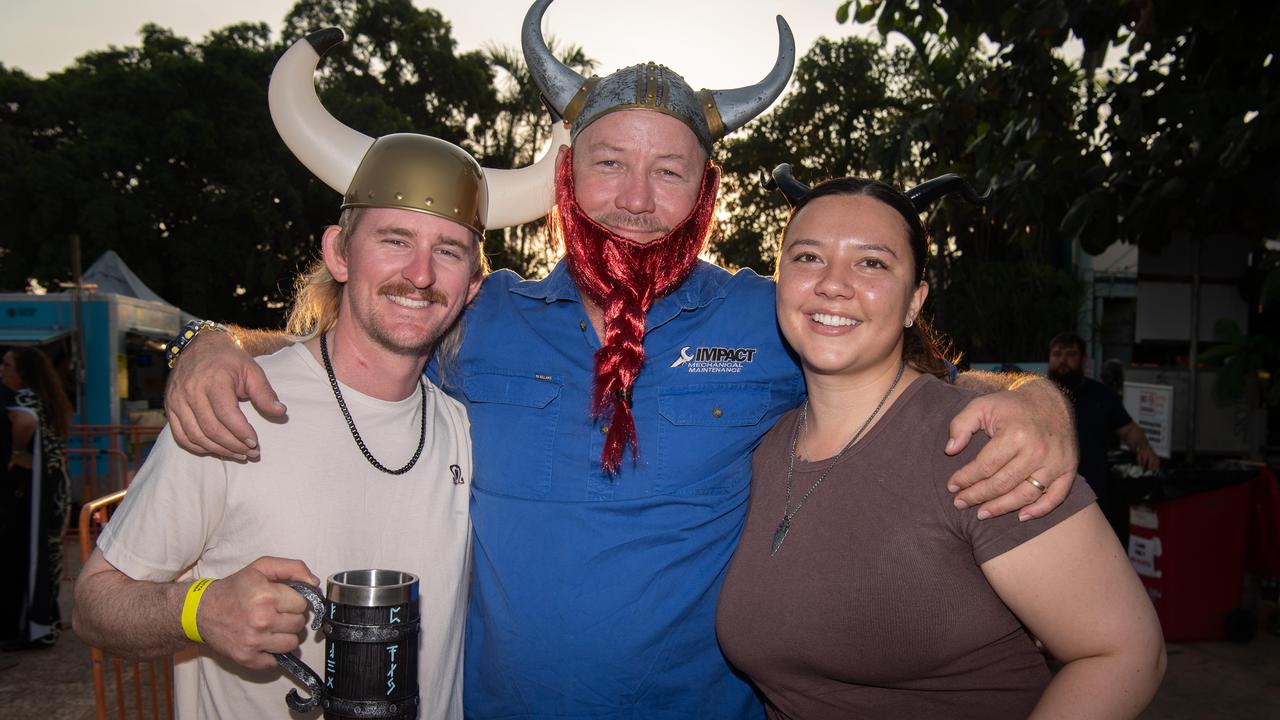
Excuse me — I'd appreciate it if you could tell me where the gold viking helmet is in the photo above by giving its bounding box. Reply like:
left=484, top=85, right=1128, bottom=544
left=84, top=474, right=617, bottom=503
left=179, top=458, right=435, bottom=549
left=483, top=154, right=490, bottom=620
left=341, top=134, right=487, bottom=235
left=269, top=28, right=568, bottom=233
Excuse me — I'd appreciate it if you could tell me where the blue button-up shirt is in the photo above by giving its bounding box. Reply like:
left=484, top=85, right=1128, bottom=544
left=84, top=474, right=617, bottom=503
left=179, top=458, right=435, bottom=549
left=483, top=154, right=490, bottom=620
left=443, top=259, right=803, bottom=719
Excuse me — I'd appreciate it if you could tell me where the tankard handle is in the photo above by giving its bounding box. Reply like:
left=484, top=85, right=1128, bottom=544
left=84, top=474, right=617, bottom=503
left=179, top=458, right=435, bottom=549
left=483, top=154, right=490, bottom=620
left=272, top=581, right=327, bottom=713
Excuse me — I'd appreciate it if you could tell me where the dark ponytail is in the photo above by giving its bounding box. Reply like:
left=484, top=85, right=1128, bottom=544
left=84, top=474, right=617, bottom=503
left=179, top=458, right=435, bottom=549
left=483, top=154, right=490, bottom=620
left=905, top=317, right=960, bottom=379
left=9, top=347, right=72, bottom=435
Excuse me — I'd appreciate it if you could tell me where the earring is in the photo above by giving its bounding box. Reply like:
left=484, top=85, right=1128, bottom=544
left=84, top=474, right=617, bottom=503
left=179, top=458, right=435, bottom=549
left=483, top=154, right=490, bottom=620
left=904, top=318, right=914, bottom=328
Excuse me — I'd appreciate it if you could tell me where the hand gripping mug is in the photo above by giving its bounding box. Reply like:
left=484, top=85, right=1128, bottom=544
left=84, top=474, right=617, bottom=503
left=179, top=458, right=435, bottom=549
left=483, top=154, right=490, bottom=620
left=274, top=569, right=420, bottom=719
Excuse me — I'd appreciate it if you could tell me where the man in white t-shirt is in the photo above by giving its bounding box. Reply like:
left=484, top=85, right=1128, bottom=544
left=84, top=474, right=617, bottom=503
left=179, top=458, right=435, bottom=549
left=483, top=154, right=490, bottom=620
left=71, top=30, right=561, bottom=719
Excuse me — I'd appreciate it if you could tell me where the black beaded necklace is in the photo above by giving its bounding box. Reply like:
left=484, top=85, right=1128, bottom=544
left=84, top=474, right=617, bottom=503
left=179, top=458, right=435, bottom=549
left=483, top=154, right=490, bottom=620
left=319, top=332, right=426, bottom=475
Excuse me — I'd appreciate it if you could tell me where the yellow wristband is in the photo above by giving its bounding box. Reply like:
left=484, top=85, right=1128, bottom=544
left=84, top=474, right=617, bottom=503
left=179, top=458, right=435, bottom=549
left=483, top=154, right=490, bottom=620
left=181, top=578, right=216, bottom=644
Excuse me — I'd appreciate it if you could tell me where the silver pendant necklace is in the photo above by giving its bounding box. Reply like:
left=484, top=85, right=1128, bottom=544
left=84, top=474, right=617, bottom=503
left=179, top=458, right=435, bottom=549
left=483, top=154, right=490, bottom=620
left=772, top=361, right=906, bottom=556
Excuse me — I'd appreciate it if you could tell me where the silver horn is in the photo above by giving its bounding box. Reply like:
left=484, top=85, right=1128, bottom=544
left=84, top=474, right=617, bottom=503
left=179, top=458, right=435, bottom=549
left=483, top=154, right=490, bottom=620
left=268, top=28, right=374, bottom=196
left=710, top=16, right=795, bottom=136
left=521, top=0, right=587, bottom=116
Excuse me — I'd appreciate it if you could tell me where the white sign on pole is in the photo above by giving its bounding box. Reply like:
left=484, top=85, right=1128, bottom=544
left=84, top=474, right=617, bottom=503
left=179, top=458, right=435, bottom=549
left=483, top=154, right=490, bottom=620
left=1123, top=381, right=1174, bottom=459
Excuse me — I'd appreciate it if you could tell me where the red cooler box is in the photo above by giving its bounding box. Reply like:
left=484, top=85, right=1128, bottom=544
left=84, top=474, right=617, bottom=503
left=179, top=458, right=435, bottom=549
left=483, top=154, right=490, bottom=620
left=1127, top=480, right=1252, bottom=642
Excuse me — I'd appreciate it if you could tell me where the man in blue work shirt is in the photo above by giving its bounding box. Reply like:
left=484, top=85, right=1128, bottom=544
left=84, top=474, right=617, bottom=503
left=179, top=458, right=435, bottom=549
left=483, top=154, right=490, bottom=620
left=164, top=2, right=1080, bottom=716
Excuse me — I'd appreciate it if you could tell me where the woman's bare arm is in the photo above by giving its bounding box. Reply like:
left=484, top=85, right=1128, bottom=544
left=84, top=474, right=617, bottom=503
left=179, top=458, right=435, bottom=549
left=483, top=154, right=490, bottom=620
left=981, top=506, right=1166, bottom=719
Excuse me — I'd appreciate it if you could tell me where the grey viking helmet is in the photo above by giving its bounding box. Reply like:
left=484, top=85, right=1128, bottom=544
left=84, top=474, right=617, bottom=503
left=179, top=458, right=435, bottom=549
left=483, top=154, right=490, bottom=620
left=521, top=0, right=795, bottom=151
left=269, top=28, right=568, bottom=233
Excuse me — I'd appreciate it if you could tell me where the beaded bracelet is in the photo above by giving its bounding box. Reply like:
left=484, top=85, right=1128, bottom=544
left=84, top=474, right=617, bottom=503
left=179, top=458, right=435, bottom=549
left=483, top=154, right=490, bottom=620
left=165, top=320, right=235, bottom=369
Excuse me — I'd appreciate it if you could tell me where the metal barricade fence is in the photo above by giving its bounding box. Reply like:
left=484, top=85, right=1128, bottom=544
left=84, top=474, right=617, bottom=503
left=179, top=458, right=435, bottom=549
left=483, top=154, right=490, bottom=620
left=68, top=424, right=163, bottom=487
left=64, top=424, right=161, bottom=583
left=78, top=490, right=176, bottom=720
left=65, top=448, right=132, bottom=506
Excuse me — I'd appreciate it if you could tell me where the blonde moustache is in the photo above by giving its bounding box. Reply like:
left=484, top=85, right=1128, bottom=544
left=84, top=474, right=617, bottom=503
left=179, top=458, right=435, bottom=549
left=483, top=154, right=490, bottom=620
left=379, top=284, right=449, bottom=306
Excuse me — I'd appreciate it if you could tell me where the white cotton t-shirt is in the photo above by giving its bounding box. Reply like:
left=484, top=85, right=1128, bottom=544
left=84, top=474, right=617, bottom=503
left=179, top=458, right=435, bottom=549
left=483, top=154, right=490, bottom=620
left=98, top=343, right=472, bottom=720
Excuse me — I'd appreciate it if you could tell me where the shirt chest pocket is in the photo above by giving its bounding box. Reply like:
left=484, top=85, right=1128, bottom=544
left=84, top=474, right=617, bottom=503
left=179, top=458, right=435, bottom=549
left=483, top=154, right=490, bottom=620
left=462, top=372, right=561, bottom=499
left=655, top=382, right=771, bottom=496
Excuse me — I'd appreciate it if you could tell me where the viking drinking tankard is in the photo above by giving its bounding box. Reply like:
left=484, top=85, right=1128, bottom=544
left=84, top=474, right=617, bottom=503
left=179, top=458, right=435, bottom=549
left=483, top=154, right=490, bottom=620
left=274, top=569, right=421, bottom=719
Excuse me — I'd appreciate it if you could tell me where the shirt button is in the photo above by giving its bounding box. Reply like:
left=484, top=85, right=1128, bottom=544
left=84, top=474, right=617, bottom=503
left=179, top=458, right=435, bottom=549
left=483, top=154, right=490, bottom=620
left=711, top=407, right=724, bottom=418
left=600, top=424, right=610, bottom=434
left=579, top=320, right=587, bottom=331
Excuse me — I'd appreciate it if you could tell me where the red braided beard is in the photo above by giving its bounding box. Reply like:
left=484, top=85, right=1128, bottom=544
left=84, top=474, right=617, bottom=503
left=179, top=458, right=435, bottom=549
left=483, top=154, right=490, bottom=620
left=552, top=149, right=722, bottom=475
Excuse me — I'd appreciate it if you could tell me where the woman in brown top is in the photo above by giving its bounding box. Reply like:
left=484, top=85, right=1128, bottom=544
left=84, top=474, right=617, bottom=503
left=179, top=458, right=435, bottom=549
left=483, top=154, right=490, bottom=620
left=716, top=172, right=1165, bottom=719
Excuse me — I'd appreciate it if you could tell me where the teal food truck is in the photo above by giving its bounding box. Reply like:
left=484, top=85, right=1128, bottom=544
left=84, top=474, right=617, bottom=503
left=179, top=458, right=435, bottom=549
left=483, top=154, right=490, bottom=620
left=1, top=252, right=186, bottom=499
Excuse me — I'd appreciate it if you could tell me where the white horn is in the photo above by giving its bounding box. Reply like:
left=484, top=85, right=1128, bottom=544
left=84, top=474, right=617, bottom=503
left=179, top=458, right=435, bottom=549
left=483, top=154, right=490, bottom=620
left=268, top=28, right=374, bottom=195
left=481, top=120, right=569, bottom=229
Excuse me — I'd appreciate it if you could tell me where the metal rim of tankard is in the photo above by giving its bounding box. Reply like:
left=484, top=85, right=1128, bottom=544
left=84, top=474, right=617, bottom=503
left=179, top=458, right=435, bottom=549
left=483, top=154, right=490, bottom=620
left=327, top=569, right=420, bottom=607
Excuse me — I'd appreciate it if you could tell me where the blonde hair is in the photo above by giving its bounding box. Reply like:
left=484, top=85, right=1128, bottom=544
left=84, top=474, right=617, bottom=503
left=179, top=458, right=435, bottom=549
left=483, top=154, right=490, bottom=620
left=286, top=207, right=489, bottom=377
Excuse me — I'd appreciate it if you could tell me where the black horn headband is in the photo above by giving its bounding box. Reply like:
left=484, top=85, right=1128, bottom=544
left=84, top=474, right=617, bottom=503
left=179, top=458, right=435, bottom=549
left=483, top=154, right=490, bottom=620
left=763, top=163, right=991, bottom=213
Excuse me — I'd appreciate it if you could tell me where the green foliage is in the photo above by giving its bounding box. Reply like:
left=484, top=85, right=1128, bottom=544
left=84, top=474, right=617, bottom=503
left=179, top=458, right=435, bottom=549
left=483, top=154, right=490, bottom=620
left=282, top=0, right=495, bottom=144
left=834, top=0, right=1280, bottom=253
left=936, top=260, right=1084, bottom=363
left=715, top=26, right=1093, bottom=360
left=1097, top=3, right=1280, bottom=250
left=715, top=37, right=924, bottom=272
left=819, top=0, right=1280, bottom=361
left=1199, top=317, right=1279, bottom=407
left=0, top=0, right=565, bottom=327
left=472, top=40, right=594, bottom=277
left=0, top=22, right=309, bottom=325
left=1199, top=259, right=1280, bottom=407
left=5, top=0, right=1273, bottom=359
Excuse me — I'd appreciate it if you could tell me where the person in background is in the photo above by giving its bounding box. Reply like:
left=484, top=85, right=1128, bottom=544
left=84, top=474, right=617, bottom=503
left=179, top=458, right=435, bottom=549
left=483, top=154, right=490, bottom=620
left=1, top=346, right=74, bottom=650
left=0, top=382, right=16, bottom=646
left=1101, top=357, right=1126, bottom=396
left=1048, top=331, right=1159, bottom=545
left=717, top=170, right=1165, bottom=719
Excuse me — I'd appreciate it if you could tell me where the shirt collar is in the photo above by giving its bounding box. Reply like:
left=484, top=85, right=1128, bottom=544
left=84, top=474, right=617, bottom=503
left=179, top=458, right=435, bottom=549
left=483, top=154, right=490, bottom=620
left=510, top=258, right=729, bottom=316
left=510, top=258, right=580, bottom=303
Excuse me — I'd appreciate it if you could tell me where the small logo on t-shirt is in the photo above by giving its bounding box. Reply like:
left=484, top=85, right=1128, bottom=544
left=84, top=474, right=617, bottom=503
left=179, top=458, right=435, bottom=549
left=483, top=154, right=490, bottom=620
left=449, top=464, right=465, bottom=485
left=670, top=346, right=758, bottom=373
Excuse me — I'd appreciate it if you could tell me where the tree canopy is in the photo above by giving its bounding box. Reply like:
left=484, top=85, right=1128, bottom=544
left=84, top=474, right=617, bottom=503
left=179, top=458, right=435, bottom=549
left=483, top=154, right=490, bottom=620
left=833, top=0, right=1280, bottom=254
left=0, top=0, right=579, bottom=326
left=823, top=0, right=1279, bottom=372
left=2, top=0, right=1275, bottom=366
left=713, top=22, right=1096, bottom=361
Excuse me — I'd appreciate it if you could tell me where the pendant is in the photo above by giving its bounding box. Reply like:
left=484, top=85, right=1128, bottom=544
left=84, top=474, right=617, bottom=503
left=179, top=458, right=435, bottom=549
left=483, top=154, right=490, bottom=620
left=771, top=518, right=791, bottom=556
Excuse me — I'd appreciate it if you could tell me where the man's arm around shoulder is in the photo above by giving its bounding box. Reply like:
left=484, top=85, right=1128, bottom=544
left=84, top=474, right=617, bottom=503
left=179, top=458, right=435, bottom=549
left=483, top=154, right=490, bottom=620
left=164, top=325, right=292, bottom=460
left=945, top=370, right=1079, bottom=521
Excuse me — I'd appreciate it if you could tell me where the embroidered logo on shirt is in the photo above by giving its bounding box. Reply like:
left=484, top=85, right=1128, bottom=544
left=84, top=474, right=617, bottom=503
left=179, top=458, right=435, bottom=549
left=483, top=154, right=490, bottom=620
left=670, top=346, right=758, bottom=373
left=450, top=464, right=465, bottom=485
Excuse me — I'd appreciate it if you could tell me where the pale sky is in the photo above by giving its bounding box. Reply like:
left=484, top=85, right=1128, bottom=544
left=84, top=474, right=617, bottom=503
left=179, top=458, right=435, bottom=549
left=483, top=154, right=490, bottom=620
left=0, top=0, right=865, bottom=90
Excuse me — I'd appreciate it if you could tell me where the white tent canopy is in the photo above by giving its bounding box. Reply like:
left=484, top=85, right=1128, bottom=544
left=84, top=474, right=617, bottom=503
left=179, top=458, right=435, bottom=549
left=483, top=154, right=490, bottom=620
left=78, top=250, right=172, bottom=305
